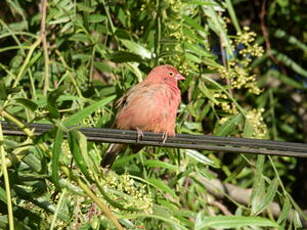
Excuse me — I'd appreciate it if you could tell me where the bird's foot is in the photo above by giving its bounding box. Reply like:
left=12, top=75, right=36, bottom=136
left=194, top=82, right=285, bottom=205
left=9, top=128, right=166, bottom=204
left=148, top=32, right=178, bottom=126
left=162, top=132, right=168, bottom=144
left=136, top=127, right=144, bottom=143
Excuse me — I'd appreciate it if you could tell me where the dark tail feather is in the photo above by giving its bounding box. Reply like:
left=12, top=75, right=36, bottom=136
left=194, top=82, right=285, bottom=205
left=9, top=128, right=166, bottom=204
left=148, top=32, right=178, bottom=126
left=101, top=143, right=125, bottom=167
left=130, top=144, right=144, bottom=153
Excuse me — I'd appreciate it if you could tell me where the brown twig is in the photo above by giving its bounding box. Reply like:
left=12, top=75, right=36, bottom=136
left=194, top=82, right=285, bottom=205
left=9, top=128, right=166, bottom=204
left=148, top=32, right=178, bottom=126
left=40, top=0, right=50, bottom=95
left=194, top=174, right=307, bottom=226
left=208, top=200, right=233, bottom=216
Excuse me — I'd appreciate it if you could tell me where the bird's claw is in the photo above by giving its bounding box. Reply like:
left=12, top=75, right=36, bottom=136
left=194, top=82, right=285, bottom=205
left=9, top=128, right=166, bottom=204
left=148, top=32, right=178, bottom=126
left=162, top=132, right=168, bottom=144
left=136, top=128, right=144, bottom=143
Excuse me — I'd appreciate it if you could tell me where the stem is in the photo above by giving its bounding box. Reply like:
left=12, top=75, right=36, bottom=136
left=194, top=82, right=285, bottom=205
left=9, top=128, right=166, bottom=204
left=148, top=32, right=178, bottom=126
left=77, top=178, right=124, bottom=230
left=55, top=50, right=83, bottom=97
left=50, top=189, right=67, bottom=230
left=154, top=0, right=161, bottom=65
left=268, top=156, right=307, bottom=220
left=0, top=18, right=25, bottom=55
left=101, top=0, right=116, bottom=34
left=269, top=89, right=277, bottom=140
left=0, top=110, right=34, bottom=138
left=201, top=75, right=246, bottom=116
left=13, top=37, right=42, bottom=88
left=0, top=124, right=15, bottom=230
left=40, top=0, right=50, bottom=95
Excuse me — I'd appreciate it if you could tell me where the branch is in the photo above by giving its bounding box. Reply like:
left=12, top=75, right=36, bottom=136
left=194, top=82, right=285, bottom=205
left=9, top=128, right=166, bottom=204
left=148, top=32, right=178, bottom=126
left=194, top=174, right=307, bottom=227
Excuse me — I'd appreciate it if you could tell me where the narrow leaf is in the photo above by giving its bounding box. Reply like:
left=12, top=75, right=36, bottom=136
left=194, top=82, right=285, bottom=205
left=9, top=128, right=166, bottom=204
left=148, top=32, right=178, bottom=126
left=63, top=95, right=115, bottom=127
left=121, top=39, right=152, bottom=59
left=196, top=216, right=279, bottom=229
left=215, top=113, right=243, bottom=136
left=252, top=178, right=279, bottom=215
left=15, top=98, right=38, bottom=112
left=108, top=51, right=144, bottom=63
left=186, top=149, right=215, bottom=166
left=68, top=130, right=90, bottom=180
left=147, top=178, right=177, bottom=199
left=143, top=160, right=178, bottom=171
left=52, top=128, right=64, bottom=190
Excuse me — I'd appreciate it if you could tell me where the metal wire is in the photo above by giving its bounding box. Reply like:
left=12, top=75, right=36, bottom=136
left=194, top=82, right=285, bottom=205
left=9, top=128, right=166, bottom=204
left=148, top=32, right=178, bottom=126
left=1, top=121, right=307, bottom=158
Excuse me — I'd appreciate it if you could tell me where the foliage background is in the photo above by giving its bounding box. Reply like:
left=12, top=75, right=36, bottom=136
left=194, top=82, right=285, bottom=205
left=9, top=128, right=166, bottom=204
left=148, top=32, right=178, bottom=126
left=0, top=0, right=306, bottom=229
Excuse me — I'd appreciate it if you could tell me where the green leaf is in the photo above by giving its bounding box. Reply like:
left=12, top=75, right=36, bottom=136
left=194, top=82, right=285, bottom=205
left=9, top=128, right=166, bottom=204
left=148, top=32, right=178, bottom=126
left=243, top=117, right=254, bottom=138
left=272, top=49, right=307, bottom=77
left=274, top=29, right=307, bottom=52
left=0, top=187, right=7, bottom=203
left=277, top=197, right=291, bottom=224
left=47, top=87, right=65, bottom=119
left=108, top=51, right=144, bottom=63
left=87, top=14, right=105, bottom=23
left=215, top=113, right=243, bottom=136
left=52, top=128, right=64, bottom=191
left=76, top=3, right=95, bottom=12
left=69, top=33, right=91, bottom=44
left=251, top=155, right=265, bottom=214
left=121, top=39, right=152, bottom=59
left=94, top=61, right=114, bottom=73
left=0, top=81, right=7, bottom=99
left=183, top=15, right=206, bottom=33
left=195, top=216, right=279, bottom=229
left=188, top=0, right=219, bottom=6
left=147, top=178, right=177, bottom=199
left=184, top=42, right=212, bottom=58
left=293, top=210, right=303, bottom=228
left=21, top=148, right=43, bottom=172
left=63, top=95, right=116, bottom=127
left=198, top=81, right=219, bottom=104
left=268, top=69, right=304, bottom=89
left=143, top=160, right=178, bottom=171
left=15, top=98, right=38, bottom=112
left=111, top=153, right=139, bottom=169
left=251, top=178, right=278, bottom=215
left=185, top=52, right=202, bottom=63
left=68, top=130, right=90, bottom=180
left=46, top=104, right=60, bottom=119
left=186, top=149, right=215, bottom=167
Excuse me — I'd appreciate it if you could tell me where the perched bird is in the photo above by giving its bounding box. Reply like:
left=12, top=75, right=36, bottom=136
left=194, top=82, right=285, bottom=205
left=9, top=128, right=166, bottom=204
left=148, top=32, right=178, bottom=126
left=101, top=64, right=185, bottom=167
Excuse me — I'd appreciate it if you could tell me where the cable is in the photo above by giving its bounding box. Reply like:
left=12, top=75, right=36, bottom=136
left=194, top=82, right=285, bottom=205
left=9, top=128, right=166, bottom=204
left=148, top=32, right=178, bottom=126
left=1, top=121, right=307, bottom=158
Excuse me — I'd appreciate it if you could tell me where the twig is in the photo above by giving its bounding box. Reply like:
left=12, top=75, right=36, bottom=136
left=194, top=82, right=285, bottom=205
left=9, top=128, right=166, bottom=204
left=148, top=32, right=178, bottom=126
left=55, top=50, right=83, bottom=97
left=40, top=0, right=50, bottom=95
left=194, top=174, right=307, bottom=227
left=154, top=0, right=161, bottom=65
left=12, top=37, right=42, bottom=88
left=208, top=200, right=232, bottom=216
left=77, top=178, right=124, bottom=230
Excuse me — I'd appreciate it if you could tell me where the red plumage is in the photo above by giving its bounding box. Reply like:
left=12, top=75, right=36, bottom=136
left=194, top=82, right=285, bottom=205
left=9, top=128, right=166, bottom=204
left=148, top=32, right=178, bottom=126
left=101, top=64, right=185, bottom=167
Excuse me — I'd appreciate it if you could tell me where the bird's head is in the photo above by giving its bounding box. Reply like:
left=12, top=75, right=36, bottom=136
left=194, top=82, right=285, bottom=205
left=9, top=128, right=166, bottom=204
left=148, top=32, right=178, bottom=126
left=146, top=65, right=185, bottom=86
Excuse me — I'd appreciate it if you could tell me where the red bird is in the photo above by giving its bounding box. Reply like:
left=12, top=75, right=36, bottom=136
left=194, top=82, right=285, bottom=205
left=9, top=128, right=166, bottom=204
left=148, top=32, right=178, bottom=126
left=101, top=64, right=185, bottom=167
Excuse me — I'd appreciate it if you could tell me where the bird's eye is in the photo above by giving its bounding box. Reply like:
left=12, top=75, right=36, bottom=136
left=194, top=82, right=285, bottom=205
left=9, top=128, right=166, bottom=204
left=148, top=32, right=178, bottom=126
left=168, top=72, right=174, bottom=77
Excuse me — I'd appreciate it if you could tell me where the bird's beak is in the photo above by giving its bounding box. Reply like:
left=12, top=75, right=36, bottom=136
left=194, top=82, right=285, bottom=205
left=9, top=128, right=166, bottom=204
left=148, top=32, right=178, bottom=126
left=175, top=74, right=185, bottom=81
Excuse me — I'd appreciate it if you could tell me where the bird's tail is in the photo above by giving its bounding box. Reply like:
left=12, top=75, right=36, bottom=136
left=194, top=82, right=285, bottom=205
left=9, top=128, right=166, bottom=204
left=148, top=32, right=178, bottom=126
left=101, top=143, right=125, bottom=167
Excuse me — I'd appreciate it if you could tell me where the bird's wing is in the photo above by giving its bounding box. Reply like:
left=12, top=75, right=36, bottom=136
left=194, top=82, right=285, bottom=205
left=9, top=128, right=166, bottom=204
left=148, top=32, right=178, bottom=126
left=115, top=81, right=152, bottom=110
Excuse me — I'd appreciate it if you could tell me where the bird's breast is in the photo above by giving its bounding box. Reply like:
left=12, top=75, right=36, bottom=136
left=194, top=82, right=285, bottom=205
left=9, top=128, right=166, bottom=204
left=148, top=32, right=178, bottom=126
left=115, top=83, right=181, bottom=135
